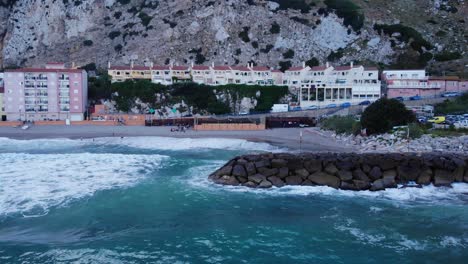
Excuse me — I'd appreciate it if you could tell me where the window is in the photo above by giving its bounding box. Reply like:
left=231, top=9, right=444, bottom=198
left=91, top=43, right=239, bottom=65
left=74, top=89, right=78, bottom=94
left=74, top=105, right=79, bottom=110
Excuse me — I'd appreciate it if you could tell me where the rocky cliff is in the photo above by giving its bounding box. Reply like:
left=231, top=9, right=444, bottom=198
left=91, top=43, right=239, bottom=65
left=0, top=0, right=466, bottom=74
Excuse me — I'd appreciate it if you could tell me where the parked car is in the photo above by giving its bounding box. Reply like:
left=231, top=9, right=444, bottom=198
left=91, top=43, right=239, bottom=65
left=359, top=100, right=371, bottom=105
left=340, top=102, right=351, bottom=108
left=395, top=97, right=405, bottom=101
left=428, top=116, right=446, bottom=124
left=239, top=111, right=249, bottom=115
left=291, top=106, right=302, bottom=111
left=325, top=104, right=337, bottom=108
left=307, top=105, right=319, bottom=110
left=454, top=120, right=468, bottom=129
left=442, top=92, right=460, bottom=97
left=417, top=116, right=428, bottom=123
left=409, top=95, right=422, bottom=101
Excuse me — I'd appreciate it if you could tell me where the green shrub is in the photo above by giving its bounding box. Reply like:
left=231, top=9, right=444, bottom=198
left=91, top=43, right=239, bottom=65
left=239, top=27, right=250, bottom=42
left=138, top=12, right=153, bottom=27
left=373, top=24, right=432, bottom=52
left=407, top=123, right=423, bottom=139
left=434, top=51, right=462, bottom=62
left=361, top=98, right=416, bottom=135
left=108, top=31, right=121, bottom=39
left=251, top=41, right=259, bottom=49
left=327, top=49, right=343, bottom=61
left=324, top=0, right=364, bottom=31
left=305, top=57, right=319, bottom=67
left=435, top=93, right=468, bottom=114
left=83, top=40, right=93, bottom=46
left=270, top=22, right=281, bottom=34
left=279, top=61, right=292, bottom=72
left=260, top=44, right=274, bottom=53
left=321, top=116, right=358, bottom=134
left=271, top=0, right=311, bottom=13
left=282, top=49, right=295, bottom=59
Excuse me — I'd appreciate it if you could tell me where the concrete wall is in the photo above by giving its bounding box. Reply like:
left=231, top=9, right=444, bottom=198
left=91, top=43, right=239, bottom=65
left=195, top=123, right=266, bottom=131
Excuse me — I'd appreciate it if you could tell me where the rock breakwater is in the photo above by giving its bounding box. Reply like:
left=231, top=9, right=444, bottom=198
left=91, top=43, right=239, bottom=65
left=209, top=153, right=468, bottom=190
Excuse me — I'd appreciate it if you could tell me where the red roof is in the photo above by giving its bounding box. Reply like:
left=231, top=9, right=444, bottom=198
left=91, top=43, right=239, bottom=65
left=109, top=65, right=151, bottom=70
left=231, top=66, right=251, bottom=71
left=364, top=67, right=378, bottom=71
left=334, top=66, right=352, bottom=71
left=429, top=76, right=460, bottom=81
left=286, top=67, right=304, bottom=71
left=271, top=69, right=282, bottom=73
left=251, top=66, right=269, bottom=71
left=213, top=66, right=231, bottom=71
left=192, top=65, right=210, bottom=70
left=0, top=87, right=4, bottom=93
left=6, top=68, right=84, bottom=73
left=152, top=65, right=171, bottom=70
left=310, top=66, right=328, bottom=71
left=109, top=66, right=131, bottom=70
left=132, top=66, right=151, bottom=71
left=171, top=65, right=190, bottom=71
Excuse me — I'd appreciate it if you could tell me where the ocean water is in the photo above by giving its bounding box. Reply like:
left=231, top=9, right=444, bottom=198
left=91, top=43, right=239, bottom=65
left=0, top=137, right=467, bottom=264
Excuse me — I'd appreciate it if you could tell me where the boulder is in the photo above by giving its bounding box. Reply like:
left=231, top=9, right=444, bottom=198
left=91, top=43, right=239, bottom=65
left=285, top=175, right=303, bottom=185
left=382, top=174, right=397, bottom=188
left=215, top=165, right=232, bottom=177
left=248, top=174, right=266, bottom=184
left=258, top=168, right=278, bottom=177
left=245, top=162, right=256, bottom=176
left=453, top=167, right=464, bottom=182
left=368, top=166, right=383, bottom=181
left=383, top=169, right=397, bottom=178
left=362, top=164, right=371, bottom=173
left=237, top=176, right=248, bottom=184
left=243, top=181, right=257, bottom=188
left=380, top=158, right=397, bottom=170
left=324, top=163, right=339, bottom=175
left=434, top=170, right=454, bottom=187
left=258, top=180, right=273, bottom=188
left=271, top=159, right=287, bottom=168
left=353, top=180, right=371, bottom=190
left=397, top=165, right=420, bottom=182
left=370, top=179, right=385, bottom=191
left=304, top=159, right=322, bottom=173
left=216, top=175, right=239, bottom=186
left=336, top=160, right=354, bottom=170
left=236, top=158, right=248, bottom=164
left=287, top=159, right=303, bottom=170
left=267, top=176, right=285, bottom=187
left=337, top=170, right=353, bottom=181
left=302, top=180, right=315, bottom=186
left=254, top=160, right=267, bottom=169
left=277, top=167, right=289, bottom=179
left=353, top=169, right=370, bottom=182
left=416, top=172, right=431, bottom=185
left=464, top=170, right=468, bottom=183
left=232, top=165, right=247, bottom=178
left=295, top=168, right=310, bottom=179
left=340, top=181, right=357, bottom=190
left=308, top=171, right=340, bottom=189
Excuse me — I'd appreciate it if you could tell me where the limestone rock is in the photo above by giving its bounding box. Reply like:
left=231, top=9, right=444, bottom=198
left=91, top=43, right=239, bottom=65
left=245, top=162, right=256, bottom=176
left=337, top=170, right=353, bottom=181
left=232, top=165, right=247, bottom=178
left=368, top=166, right=382, bottom=181
left=434, top=170, right=454, bottom=187
left=271, top=159, right=287, bottom=168
left=295, top=168, right=310, bottom=179
left=285, top=175, right=303, bottom=185
left=267, top=176, right=285, bottom=187
left=324, top=163, right=339, bottom=175
left=258, top=180, right=273, bottom=188
left=248, top=174, right=266, bottom=184
left=304, top=160, right=322, bottom=173
left=308, top=171, right=340, bottom=189
left=277, top=167, right=289, bottom=179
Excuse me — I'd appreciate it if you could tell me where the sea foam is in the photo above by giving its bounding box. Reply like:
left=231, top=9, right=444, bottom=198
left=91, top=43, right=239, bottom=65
left=0, top=153, right=167, bottom=217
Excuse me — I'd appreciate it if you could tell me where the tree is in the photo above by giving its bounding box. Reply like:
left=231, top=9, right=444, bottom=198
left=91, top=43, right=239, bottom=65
left=361, top=98, right=416, bottom=135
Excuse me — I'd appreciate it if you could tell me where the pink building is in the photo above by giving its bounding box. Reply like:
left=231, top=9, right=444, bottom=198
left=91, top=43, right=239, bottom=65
left=382, top=69, right=468, bottom=99
left=3, top=63, right=88, bottom=121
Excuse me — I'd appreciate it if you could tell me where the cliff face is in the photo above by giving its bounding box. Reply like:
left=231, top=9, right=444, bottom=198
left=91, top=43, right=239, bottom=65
left=0, top=0, right=466, bottom=74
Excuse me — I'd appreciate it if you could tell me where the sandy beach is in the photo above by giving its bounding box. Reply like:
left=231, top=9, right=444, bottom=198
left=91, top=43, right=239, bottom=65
left=0, top=125, right=353, bottom=152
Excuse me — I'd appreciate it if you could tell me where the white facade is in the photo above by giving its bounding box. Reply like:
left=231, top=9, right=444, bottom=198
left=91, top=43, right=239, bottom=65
left=283, top=63, right=381, bottom=108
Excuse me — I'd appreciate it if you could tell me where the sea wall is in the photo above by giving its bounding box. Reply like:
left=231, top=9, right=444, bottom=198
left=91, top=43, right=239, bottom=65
left=209, top=153, right=468, bottom=191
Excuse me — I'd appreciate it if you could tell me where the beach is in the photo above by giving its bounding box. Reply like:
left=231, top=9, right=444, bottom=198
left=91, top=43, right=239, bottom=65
left=0, top=125, right=353, bottom=152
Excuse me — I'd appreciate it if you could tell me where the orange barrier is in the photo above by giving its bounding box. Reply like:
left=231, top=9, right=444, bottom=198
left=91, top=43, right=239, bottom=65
left=195, top=123, right=265, bottom=131
left=0, top=121, right=22, bottom=127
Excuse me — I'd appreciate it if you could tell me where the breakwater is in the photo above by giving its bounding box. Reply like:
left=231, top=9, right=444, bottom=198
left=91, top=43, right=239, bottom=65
left=209, top=153, right=468, bottom=190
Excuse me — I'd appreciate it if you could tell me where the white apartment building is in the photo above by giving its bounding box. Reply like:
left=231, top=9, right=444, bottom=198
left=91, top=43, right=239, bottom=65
left=283, top=62, right=381, bottom=108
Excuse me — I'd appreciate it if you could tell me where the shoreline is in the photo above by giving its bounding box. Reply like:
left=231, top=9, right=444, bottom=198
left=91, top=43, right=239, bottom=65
left=0, top=125, right=354, bottom=153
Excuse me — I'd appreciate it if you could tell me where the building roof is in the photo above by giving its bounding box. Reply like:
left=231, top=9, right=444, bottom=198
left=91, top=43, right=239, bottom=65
left=251, top=66, right=269, bottom=71
left=364, top=67, right=379, bottom=71
left=213, top=65, right=231, bottom=71
left=429, top=76, right=460, bottom=81
left=109, top=65, right=151, bottom=70
left=192, top=65, right=210, bottom=70
left=152, top=65, right=171, bottom=70
left=231, top=66, right=251, bottom=71
left=271, top=69, right=282, bottom=73
left=286, top=67, right=304, bottom=71
left=132, top=66, right=151, bottom=71
left=6, top=68, right=84, bottom=73
left=171, top=65, right=190, bottom=71
left=0, top=87, right=4, bottom=93
left=334, top=66, right=352, bottom=71
left=310, top=66, right=328, bottom=71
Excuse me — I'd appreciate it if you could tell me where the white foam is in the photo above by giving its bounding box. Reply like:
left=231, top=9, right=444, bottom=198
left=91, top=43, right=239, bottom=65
left=440, top=236, right=467, bottom=248
left=0, top=137, right=85, bottom=152
left=93, top=136, right=283, bottom=152
left=0, top=153, right=167, bottom=217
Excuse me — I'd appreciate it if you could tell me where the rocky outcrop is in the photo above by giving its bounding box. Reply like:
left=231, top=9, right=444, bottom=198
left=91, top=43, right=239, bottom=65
left=209, top=153, right=468, bottom=190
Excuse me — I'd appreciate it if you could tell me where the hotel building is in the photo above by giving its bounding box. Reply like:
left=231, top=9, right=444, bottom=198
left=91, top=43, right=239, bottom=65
left=283, top=62, right=381, bottom=108
left=382, top=69, right=468, bottom=99
left=3, top=63, right=88, bottom=121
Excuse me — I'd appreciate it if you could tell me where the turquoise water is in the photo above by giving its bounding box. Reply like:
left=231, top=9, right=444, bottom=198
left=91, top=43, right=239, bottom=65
left=0, top=137, right=467, bottom=263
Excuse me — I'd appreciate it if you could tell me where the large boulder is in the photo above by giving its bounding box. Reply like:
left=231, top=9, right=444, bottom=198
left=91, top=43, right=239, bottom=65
left=268, top=176, right=285, bottom=187
left=254, top=160, right=268, bottom=169
left=277, top=167, right=289, bottom=178
left=464, top=170, right=468, bottom=183
left=382, top=174, right=397, bottom=188
left=232, top=165, right=247, bottom=178
left=353, top=180, right=371, bottom=190
left=248, top=174, right=266, bottom=184
left=295, top=168, right=310, bottom=179
left=336, top=160, right=354, bottom=171
left=337, top=170, right=353, bottom=181
left=308, top=171, right=340, bottom=189
left=302, top=180, right=316, bottom=186
left=215, top=165, right=233, bottom=177
left=453, top=167, right=464, bottom=182
left=353, top=169, right=370, bottom=182
left=258, top=180, right=273, bottom=188
left=304, top=159, right=322, bottom=173
left=383, top=169, right=397, bottom=178
left=380, top=158, right=397, bottom=170
left=237, top=176, right=248, bottom=184
left=370, top=179, right=385, bottom=191
left=215, top=175, right=239, bottom=186
left=243, top=181, right=257, bottom=188
left=368, top=166, right=382, bottom=181
left=245, top=162, right=257, bottom=176
left=434, top=170, right=454, bottom=186
left=287, top=159, right=304, bottom=170
left=271, top=159, right=288, bottom=168
left=324, top=163, right=339, bottom=175
left=258, top=168, right=278, bottom=177
left=416, top=169, right=432, bottom=185
left=285, top=175, right=303, bottom=185
left=397, top=165, right=420, bottom=182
